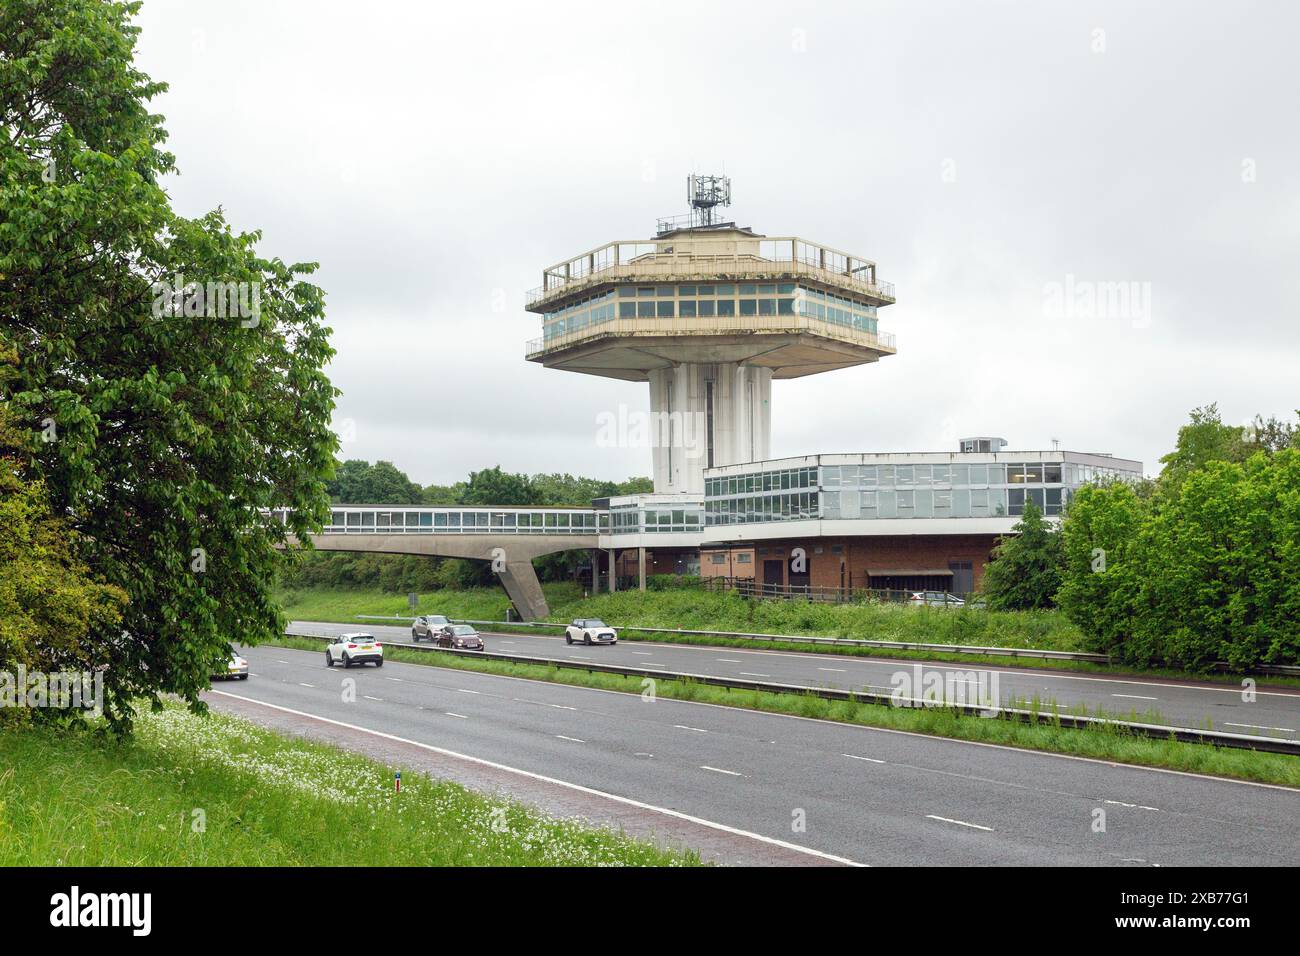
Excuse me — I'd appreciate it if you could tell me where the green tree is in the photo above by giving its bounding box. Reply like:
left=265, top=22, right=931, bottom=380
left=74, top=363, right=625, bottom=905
left=1243, top=412, right=1298, bottom=455
left=458, top=466, right=537, bottom=506
left=981, top=500, right=1064, bottom=610
left=1, top=341, right=127, bottom=725
left=1, top=0, right=336, bottom=730
left=420, top=482, right=464, bottom=505
left=1157, top=404, right=1250, bottom=494
left=1056, top=480, right=1149, bottom=660
left=328, top=459, right=423, bottom=504
left=1059, top=454, right=1300, bottom=670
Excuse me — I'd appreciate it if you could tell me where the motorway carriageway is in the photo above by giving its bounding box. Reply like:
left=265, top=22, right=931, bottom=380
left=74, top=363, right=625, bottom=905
left=288, top=621, right=1300, bottom=739
left=210, top=643, right=1300, bottom=866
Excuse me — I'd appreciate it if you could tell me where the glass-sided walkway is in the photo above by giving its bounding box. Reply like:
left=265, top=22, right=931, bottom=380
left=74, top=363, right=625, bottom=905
left=269, top=506, right=606, bottom=535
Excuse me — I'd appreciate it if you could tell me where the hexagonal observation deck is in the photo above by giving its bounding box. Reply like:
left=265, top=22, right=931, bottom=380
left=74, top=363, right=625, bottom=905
left=524, top=179, right=897, bottom=495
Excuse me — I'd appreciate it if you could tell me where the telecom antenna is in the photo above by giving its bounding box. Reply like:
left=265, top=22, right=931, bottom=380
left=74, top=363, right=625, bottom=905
left=687, top=173, right=731, bottom=227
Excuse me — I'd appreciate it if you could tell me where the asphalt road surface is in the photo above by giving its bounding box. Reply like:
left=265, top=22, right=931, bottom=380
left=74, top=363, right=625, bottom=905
left=287, top=620, right=1300, bottom=739
left=213, top=643, right=1300, bottom=866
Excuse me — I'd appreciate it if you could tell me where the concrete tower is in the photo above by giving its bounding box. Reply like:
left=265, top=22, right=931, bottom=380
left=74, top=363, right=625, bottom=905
left=525, top=177, right=897, bottom=493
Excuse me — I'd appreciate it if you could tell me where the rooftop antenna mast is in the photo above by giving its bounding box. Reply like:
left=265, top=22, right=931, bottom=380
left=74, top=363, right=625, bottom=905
left=687, top=173, right=731, bottom=228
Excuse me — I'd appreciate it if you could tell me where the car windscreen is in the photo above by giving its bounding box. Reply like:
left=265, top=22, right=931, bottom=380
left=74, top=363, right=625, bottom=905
left=451, top=626, right=475, bottom=635
left=585, top=619, right=606, bottom=627
left=428, top=616, right=448, bottom=624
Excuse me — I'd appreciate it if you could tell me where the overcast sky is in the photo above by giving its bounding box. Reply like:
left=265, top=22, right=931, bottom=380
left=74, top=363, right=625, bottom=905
left=133, top=0, right=1300, bottom=487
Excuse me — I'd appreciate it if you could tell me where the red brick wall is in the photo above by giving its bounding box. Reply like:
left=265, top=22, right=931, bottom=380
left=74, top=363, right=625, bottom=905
left=707, top=535, right=999, bottom=591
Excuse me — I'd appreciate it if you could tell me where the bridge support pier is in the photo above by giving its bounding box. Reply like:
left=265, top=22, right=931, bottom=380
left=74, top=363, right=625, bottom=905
left=608, top=549, right=616, bottom=593
left=497, top=560, right=550, bottom=621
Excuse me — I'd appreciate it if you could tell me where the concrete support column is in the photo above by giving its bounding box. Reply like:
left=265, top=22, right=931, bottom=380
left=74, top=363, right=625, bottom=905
left=590, top=548, right=599, bottom=594
left=608, top=548, right=617, bottom=593
left=648, top=362, right=771, bottom=494
left=497, top=560, right=549, bottom=621
left=638, top=547, right=647, bottom=591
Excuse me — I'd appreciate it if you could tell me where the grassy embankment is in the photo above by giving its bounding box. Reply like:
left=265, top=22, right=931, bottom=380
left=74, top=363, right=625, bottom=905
left=279, top=582, right=1083, bottom=650
left=0, top=707, right=698, bottom=866
left=264, top=633, right=1300, bottom=789
left=277, top=583, right=1300, bottom=686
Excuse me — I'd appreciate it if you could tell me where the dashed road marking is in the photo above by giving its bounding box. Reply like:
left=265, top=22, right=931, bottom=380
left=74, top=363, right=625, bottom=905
left=926, top=814, right=993, bottom=832
left=209, top=690, right=864, bottom=866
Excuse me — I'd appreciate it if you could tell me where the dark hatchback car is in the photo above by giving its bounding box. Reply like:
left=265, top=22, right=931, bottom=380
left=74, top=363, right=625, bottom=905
left=435, top=624, right=484, bottom=650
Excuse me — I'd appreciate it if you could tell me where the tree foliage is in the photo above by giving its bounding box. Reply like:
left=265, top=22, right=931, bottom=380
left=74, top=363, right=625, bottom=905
left=1157, top=403, right=1297, bottom=495
left=981, top=500, right=1064, bottom=610
left=327, top=459, right=423, bottom=505
left=1060, top=440, right=1300, bottom=670
left=1, top=0, right=336, bottom=730
left=0, top=340, right=127, bottom=725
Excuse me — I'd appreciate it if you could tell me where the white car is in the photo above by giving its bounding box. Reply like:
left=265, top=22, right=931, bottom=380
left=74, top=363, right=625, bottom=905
left=214, top=644, right=249, bottom=680
left=324, top=632, right=384, bottom=668
left=565, top=618, right=617, bottom=646
left=907, top=591, right=966, bottom=608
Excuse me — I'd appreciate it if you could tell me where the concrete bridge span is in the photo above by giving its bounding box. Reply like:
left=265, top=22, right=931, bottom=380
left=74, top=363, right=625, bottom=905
left=305, top=531, right=597, bottom=620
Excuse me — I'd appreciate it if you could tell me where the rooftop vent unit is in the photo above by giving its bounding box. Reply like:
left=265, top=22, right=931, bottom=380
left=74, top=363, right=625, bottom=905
left=958, top=437, right=1008, bottom=454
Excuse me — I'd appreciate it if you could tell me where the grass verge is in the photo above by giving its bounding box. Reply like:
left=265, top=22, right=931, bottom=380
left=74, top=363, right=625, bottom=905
left=0, top=705, right=698, bottom=866
left=276, top=585, right=1300, bottom=689
left=264, top=634, right=1300, bottom=789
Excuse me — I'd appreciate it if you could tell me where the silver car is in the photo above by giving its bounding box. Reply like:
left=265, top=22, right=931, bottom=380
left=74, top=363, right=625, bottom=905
left=411, top=614, right=450, bottom=642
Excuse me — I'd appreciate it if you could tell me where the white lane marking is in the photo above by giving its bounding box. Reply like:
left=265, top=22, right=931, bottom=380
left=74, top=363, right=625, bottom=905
left=550, top=704, right=577, bottom=711
left=1224, top=722, right=1296, bottom=733
left=1112, top=694, right=1159, bottom=701
left=716, top=659, right=742, bottom=663
left=1105, top=799, right=1162, bottom=811
left=499, top=641, right=515, bottom=644
left=819, top=668, right=848, bottom=673
left=633, top=752, right=654, bottom=758
left=444, top=712, right=469, bottom=719
left=386, top=677, right=403, bottom=682
left=275, top=660, right=290, bottom=664
left=842, top=753, right=886, bottom=764
left=674, top=724, right=708, bottom=733
left=631, top=652, right=654, bottom=656
left=926, top=814, right=993, bottom=832
left=569, top=655, right=592, bottom=660
left=642, top=662, right=667, bottom=668
left=512, top=697, right=547, bottom=706
left=555, top=734, right=586, bottom=743
left=362, top=695, right=384, bottom=701
left=263, top=641, right=1300, bottom=794
left=298, top=683, right=316, bottom=688
left=249, top=673, right=259, bottom=678
left=456, top=688, right=481, bottom=695
left=700, top=765, right=744, bottom=777
left=739, top=672, right=771, bottom=678
left=208, top=691, right=863, bottom=866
